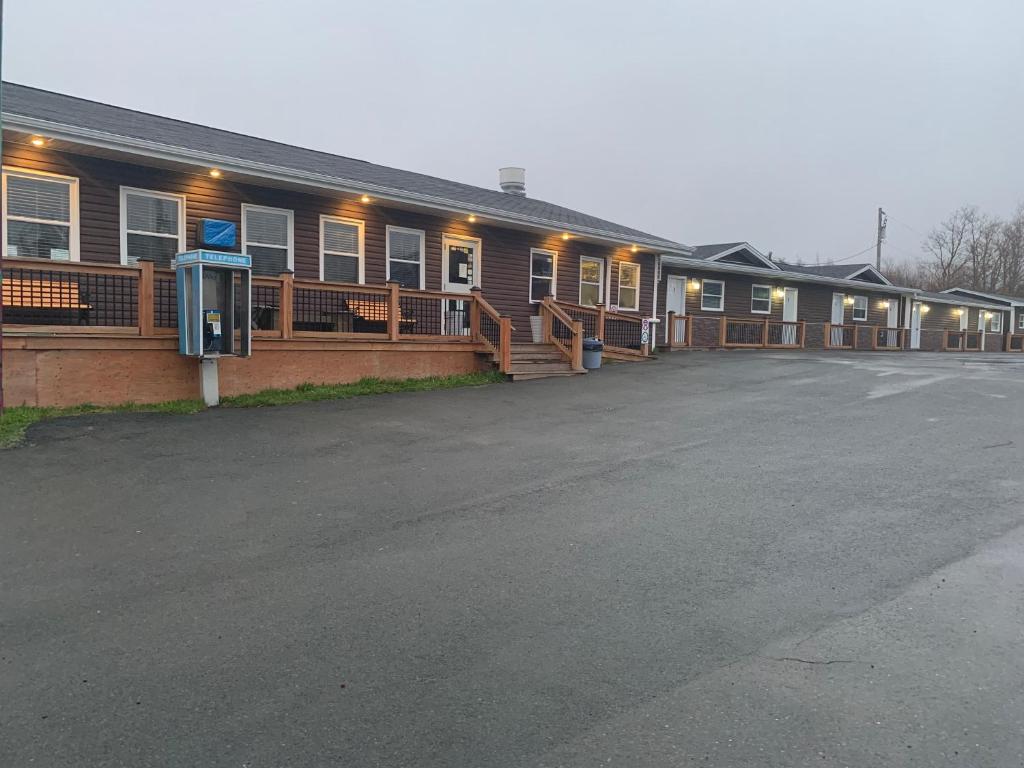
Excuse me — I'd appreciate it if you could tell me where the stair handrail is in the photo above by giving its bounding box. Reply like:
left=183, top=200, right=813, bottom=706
left=470, top=287, right=512, bottom=373
left=541, top=296, right=584, bottom=371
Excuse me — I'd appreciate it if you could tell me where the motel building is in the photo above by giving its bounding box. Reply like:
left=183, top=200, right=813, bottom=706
left=2, top=83, right=1024, bottom=408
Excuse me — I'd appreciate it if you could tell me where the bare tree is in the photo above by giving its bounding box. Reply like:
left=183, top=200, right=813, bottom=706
left=922, top=206, right=974, bottom=289
left=882, top=259, right=931, bottom=289
left=965, top=210, right=1002, bottom=291
left=996, top=205, right=1024, bottom=296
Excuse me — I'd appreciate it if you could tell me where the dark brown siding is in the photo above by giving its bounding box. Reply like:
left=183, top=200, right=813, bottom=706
left=3, top=145, right=657, bottom=341
left=658, top=265, right=900, bottom=324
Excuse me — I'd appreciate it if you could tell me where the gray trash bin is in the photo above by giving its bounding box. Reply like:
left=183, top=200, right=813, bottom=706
left=582, top=337, right=604, bottom=369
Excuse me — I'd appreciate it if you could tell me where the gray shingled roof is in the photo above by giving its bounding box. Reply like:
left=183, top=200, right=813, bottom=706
left=3, top=82, right=686, bottom=252
left=916, top=290, right=1007, bottom=308
left=774, top=262, right=871, bottom=279
left=690, top=243, right=746, bottom=260
left=942, top=288, right=1024, bottom=305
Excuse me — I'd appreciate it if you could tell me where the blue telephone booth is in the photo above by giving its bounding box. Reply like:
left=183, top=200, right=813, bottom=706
left=173, top=250, right=252, bottom=359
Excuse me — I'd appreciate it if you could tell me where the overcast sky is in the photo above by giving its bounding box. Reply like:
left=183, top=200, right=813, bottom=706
left=6, top=0, right=1023, bottom=263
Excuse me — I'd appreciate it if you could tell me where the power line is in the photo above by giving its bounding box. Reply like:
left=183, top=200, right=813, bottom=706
left=826, top=244, right=878, bottom=265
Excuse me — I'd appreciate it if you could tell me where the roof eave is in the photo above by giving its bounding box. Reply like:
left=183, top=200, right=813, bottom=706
left=6, top=112, right=690, bottom=256
left=660, top=255, right=915, bottom=293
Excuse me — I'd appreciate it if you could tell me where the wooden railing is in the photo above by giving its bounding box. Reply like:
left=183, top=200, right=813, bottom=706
left=824, top=323, right=856, bottom=350
left=718, top=317, right=805, bottom=349
left=540, top=297, right=583, bottom=370
left=472, top=288, right=512, bottom=373
left=2, top=257, right=512, bottom=365
left=1006, top=334, right=1024, bottom=352
left=943, top=330, right=983, bottom=351
left=667, top=312, right=691, bottom=348
left=553, top=299, right=649, bottom=356
left=872, top=327, right=905, bottom=351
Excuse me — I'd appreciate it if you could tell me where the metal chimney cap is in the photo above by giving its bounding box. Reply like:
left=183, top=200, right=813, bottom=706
left=499, top=167, right=526, bottom=196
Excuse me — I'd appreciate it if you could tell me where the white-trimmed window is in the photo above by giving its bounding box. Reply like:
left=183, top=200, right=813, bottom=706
left=852, top=295, right=868, bottom=321
left=386, top=226, right=425, bottom=289
left=2, top=168, right=79, bottom=260
left=320, top=215, right=364, bottom=283
left=120, top=187, right=185, bottom=267
left=242, top=204, right=293, bottom=276
left=1018, top=313, right=1024, bottom=330
left=617, top=262, right=640, bottom=311
left=530, top=248, right=556, bottom=302
left=751, top=284, right=771, bottom=314
left=701, top=279, right=724, bottom=311
left=990, top=313, right=1002, bottom=333
left=579, top=256, right=604, bottom=306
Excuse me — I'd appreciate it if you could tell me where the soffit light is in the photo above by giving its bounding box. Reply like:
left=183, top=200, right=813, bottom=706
left=360, top=194, right=371, bottom=203
left=689, top=279, right=701, bottom=291
left=631, top=245, right=638, bottom=253
left=30, top=135, right=47, bottom=147
left=561, top=232, right=570, bottom=241
left=209, top=168, right=222, bottom=178
left=468, top=214, right=477, bottom=223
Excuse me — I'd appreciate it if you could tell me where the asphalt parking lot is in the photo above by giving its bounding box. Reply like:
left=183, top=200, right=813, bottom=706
left=3, top=351, right=1024, bottom=767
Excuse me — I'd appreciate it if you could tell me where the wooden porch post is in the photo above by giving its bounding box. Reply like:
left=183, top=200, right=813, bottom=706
left=541, top=296, right=554, bottom=343
left=571, top=320, right=584, bottom=371
left=719, top=316, right=726, bottom=347
left=824, top=322, right=831, bottom=349
left=499, top=315, right=513, bottom=373
left=596, top=303, right=606, bottom=340
left=386, top=280, right=400, bottom=341
left=667, top=311, right=675, bottom=348
left=762, top=317, right=768, bottom=348
left=279, top=270, right=294, bottom=340
left=469, top=286, right=482, bottom=341
left=137, top=257, right=155, bottom=337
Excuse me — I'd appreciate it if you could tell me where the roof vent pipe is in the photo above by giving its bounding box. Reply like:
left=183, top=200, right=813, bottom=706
left=499, top=167, right=526, bottom=196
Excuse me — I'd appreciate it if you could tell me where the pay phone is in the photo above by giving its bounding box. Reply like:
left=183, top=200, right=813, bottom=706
left=174, top=250, right=252, bottom=359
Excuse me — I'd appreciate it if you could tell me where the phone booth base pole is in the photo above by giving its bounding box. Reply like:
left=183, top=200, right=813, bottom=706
left=200, top=358, right=220, bottom=407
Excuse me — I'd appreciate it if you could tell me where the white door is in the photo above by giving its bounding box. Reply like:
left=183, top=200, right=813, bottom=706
left=977, top=308, right=986, bottom=347
left=441, top=235, right=481, bottom=335
left=959, top=307, right=968, bottom=332
left=910, top=302, right=922, bottom=349
left=830, top=293, right=846, bottom=346
left=665, top=275, right=686, bottom=343
left=782, top=287, right=798, bottom=344
left=886, top=299, right=900, bottom=347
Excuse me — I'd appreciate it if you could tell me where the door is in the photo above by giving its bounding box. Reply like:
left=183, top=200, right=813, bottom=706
left=665, top=275, right=686, bottom=344
left=782, top=287, right=798, bottom=344
left=441, top=235, right=480, bottom=335
left=959, top=307, right=968, bottom=332
left=830, top=293, right=846, bottom=346
left=910, top=302, right=922, bottom=349
left=977, top=307, right=986, bottom=347
left=886, top=299, right=900, bottom=347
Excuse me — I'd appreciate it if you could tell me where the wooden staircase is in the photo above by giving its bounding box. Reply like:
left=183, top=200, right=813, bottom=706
left=499, top=342, right=587, bottom=381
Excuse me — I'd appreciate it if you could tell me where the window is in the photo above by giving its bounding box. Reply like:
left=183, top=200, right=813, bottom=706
left=320, top=216, right=364, bottom=283
left=120, top=187, right=185, bottom=267
left=242, top=204, right=293, bottom=276
left=1018, top=313, right=1024, bottom=330
left=386, top=226, right=425, bottom=288
left=579, top=256, right=604, bottom=306
left=751, top=284, right=771, bottom=314
left=617, top=262, right=640, bottom=311
left=852, top=295, right=868, bottom=321
left=3, top=169, right=78, bottom=260
left=990, top=313, right=1002, bottom=333
left=530, top=249, right=556, bottom=302
left=701, top=279, right=724, bottom=311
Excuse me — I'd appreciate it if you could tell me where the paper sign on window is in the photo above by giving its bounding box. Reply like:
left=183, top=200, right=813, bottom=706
left=51, top=248, right=71, bottom=261
left=458, top=263, right=468, bottom=278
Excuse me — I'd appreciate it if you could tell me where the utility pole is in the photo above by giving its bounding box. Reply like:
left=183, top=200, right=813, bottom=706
left=876, top=207, right=887, bottom=271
